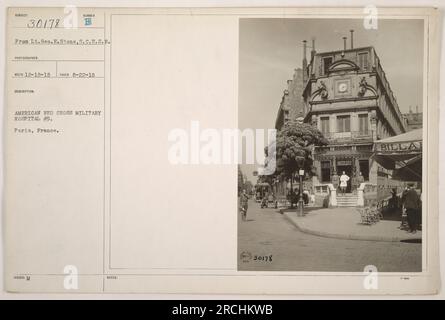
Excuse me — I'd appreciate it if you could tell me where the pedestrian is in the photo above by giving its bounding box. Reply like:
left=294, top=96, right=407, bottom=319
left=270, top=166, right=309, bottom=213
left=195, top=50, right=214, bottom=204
left=240, top=189, right=249, bottom=221
left=417, top=192, right=422, bottom=230
left=339, top=171, right=350, bottom=196
left=401, top=183, right=421, bottom=233
left=399, top=186, right=409, bottom=230
left=303, top=190, right=310, bottom=205
left=331, top=172, right=339, bottom=190
left=268, top=191, right=274, bottom=203
left=389, top=188, right=398, bottom=207
left=255, top=189, right=261, bottom=202
left=357, top=172, right=365, bottom=186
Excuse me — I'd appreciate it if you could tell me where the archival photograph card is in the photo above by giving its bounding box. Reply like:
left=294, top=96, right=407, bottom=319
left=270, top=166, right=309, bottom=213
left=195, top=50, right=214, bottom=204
left=3, top=6, right=441, bottom=294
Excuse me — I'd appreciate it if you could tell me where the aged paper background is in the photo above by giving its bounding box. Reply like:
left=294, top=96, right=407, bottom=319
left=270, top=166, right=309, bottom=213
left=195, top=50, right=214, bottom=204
left=0, top=2, right=443, bottom=297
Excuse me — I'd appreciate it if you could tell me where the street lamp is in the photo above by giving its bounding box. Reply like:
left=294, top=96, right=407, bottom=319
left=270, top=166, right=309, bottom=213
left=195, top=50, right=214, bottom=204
left=298, top=169, right=305, bottom=216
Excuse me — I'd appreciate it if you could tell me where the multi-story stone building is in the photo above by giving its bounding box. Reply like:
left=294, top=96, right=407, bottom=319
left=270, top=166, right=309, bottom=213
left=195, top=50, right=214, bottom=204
left=403, top=106, right=423, bottom=131
left=303, top=41, right=407, bottom=189
left=275, top=68, right=305, bottom=130
left=275, top=39, right=318, bottom=131
left=275, top=34, right=409, bottom=194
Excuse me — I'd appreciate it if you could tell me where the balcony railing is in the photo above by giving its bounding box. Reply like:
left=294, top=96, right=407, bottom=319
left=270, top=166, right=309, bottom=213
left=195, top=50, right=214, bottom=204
left=321, top=130, right=374, bottom=143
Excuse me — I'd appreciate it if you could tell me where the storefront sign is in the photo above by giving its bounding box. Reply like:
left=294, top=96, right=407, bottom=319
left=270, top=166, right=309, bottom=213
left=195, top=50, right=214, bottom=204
left=376, top=140, right=422, bottom=152
left=337, top=160, right=352, bottom=166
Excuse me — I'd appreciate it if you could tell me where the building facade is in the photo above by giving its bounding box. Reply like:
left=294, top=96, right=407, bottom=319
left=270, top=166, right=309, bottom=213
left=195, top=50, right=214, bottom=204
left=275, top=68, right=305, bottom=130
left=275, top=36, right=410, bottom=195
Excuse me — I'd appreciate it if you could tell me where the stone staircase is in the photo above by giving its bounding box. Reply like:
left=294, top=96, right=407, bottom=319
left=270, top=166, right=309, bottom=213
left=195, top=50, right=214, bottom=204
left=336, top=193, right=358, bottom=207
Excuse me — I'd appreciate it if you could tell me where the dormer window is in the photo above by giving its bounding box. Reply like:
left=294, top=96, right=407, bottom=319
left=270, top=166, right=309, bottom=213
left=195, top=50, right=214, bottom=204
left=358, top=52, right=369, bottom=71
left=323, top=57, right=333, bottom=75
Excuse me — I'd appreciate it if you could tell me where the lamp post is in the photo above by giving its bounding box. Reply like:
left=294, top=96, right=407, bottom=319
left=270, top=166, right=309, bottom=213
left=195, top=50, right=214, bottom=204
left=298, top=169, right=305, bottom=216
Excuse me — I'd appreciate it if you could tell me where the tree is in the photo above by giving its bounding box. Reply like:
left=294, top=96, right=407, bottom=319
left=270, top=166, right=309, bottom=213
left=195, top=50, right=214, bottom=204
left=274, top=120, right=328, bottom=199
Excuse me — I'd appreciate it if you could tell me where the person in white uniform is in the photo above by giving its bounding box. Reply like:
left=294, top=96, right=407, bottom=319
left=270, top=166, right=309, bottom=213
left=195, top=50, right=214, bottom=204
left=339, top=171, right=350, bottom=196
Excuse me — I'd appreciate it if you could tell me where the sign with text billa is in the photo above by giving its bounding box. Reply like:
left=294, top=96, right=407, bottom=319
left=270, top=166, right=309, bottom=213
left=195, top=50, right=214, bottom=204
left=376, top=140, right=422, bottom=153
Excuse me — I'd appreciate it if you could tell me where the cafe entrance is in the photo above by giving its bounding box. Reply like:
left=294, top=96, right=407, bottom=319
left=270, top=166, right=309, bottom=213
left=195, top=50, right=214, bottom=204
left=336, top=159, right=353, bottom=193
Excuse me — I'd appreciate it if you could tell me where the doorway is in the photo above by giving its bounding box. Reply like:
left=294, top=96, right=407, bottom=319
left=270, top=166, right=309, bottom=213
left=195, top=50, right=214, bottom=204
left=321, top=161, right=331, bottom=182
left=359, top=159, right=370, bottom=181
left=336, top=160, right=353, bottom=193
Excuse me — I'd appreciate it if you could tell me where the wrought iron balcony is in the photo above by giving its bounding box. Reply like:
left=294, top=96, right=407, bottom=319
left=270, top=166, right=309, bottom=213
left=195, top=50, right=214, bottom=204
left=321, top=130, right=374, bottom=143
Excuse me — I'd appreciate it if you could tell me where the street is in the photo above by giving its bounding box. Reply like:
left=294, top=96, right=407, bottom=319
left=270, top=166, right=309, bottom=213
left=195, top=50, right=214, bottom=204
left=238, top=200, right=422, bottom=272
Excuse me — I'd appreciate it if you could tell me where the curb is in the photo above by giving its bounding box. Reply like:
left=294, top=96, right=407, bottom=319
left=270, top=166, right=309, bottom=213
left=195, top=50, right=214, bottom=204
left=283, top=212, right=421, bottom=243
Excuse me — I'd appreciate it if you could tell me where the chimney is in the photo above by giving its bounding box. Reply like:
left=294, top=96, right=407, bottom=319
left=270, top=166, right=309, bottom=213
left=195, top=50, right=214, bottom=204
left=342, top=36, right=347, bottom=51
left=350, top=30, right=354, bottom=49
left=302, top=40, right=308, bottom=82
left=416, top=105, right=419, bottom=113
left=311, top=38, right=316, bottom=60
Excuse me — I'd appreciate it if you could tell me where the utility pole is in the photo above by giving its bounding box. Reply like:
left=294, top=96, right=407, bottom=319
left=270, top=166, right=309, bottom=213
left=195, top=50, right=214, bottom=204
left=298, top=169, right=305, bottom=216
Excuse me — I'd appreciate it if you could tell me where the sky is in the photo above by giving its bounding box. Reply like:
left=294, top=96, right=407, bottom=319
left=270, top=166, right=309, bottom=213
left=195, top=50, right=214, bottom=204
left=238, top=18, right=424, bottom=184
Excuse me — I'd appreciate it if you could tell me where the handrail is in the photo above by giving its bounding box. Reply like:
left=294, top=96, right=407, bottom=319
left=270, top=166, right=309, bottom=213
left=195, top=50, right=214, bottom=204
left=327, top=183, right=337, bottom=207
left=357, top=182, right=376, bottom=207
left=314, top=183, right=337, bottom=207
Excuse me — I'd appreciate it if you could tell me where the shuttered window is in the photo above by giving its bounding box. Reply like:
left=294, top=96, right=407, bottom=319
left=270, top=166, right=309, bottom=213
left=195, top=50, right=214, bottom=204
left=323, top=57, right=333, bottom=75
left=358, top=114, right=369, bottom=133
left=337, top=115, right=351, bottom=132
left=320, top=116, right=330, bottom=134
left=359, top=52, right=369, bottom=70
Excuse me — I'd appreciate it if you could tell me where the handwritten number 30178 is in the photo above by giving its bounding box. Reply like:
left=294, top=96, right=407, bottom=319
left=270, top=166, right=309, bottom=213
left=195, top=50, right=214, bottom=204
left=254, top=255, right=273, bottom=262
left=27, top=19, right=60, bottom=29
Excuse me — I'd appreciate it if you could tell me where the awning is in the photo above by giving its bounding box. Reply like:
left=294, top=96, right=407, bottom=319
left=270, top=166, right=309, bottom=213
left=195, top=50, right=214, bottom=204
left=391, top=155, right=422, bottom=181
left=372, top=129, right=422, bottom=180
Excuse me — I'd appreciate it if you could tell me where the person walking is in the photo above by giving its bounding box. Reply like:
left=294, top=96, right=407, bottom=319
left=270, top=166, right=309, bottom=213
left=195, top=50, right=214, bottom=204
left=399, top=186, right=410, bottom=230
left=339, top=171, right=350, bottom=196
left=240, top=189, right=249, bottom=221
left=401, top=183, right=421, bottom=233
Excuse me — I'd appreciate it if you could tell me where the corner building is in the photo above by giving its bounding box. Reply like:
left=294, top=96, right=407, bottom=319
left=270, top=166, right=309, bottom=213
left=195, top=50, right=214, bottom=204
left=275, top=35, right=410, bottom=195
left=302, top=44, right=407, bottom=190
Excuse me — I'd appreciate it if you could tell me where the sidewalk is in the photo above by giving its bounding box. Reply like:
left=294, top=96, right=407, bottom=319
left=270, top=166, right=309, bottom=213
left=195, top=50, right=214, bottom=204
left=283, top=207, right=422, bottom=242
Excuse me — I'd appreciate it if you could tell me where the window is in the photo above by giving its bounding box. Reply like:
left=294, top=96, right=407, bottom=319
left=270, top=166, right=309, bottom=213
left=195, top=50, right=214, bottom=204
left=358, top=52, right=369, bottom=70
left=320, top=116, right=330, bottom=134
left=358, top=114, right=369, bottom=133
left=321, top=161, right=331, bottom=182
left=359, top=160, right=370, bottom=181
left=323, top=57, right=333, bottom=75
left=337, top=115, right=351, bottom=132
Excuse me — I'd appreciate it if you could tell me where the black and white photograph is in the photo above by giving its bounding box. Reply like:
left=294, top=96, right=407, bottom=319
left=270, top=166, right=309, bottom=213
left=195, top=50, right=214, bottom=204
left=1, top=5, right=441, bottom=297
left=238, top=18, right=424, bottom=272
